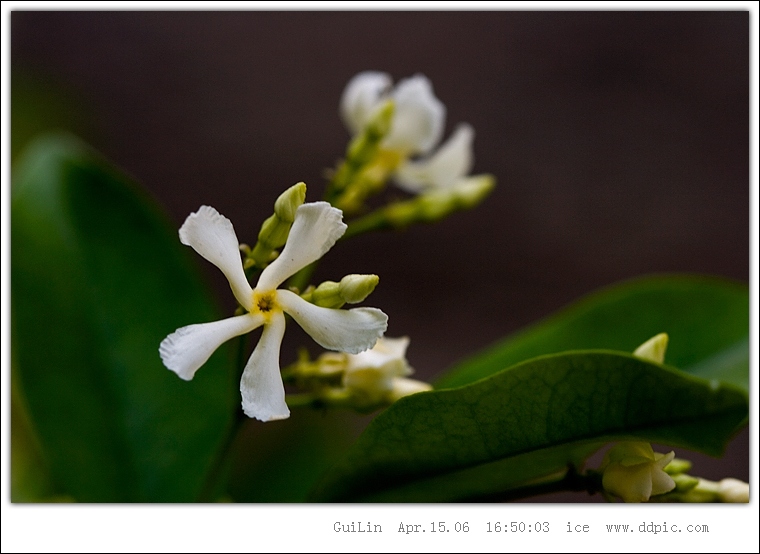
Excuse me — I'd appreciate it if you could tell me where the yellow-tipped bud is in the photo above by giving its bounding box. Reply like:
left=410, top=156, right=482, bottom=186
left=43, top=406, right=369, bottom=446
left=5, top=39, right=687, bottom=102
left=274, top=182, right=307, bottom=222
left=634, top=333, right=669, bottom=364
left=339, top=274, right=379, bottom=304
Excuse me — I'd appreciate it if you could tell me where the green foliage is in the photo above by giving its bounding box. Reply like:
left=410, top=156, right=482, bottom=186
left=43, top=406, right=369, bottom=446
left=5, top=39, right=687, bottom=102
left=310, top=277, right=748, bottom=502
left=436, top=275, right=748, bottom=391
left=11, top=134, right=235, bottom=502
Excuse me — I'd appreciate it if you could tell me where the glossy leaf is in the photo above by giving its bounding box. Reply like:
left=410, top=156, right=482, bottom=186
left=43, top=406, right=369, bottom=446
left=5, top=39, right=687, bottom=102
left=309, top=352, right=747, bottom=502
left=11, top=134, right=235, bottom=501
left=436, top=275, right=749, bottom=391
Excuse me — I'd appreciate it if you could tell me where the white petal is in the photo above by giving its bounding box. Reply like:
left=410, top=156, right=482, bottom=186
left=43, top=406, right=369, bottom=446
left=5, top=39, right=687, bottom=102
left=160, top=313, right=263, bottom=381
left=277, top=289, right=388, bottom=354
left=240, top=311, right=290, bottom=421
left=394, top=124, right=474, bottom=193
left=346, top=336, right=412, bottom=377
left=256, top=202, right=347, bottom=291
left=340, top=71, right=392, bottom=135
left=383, top=74, right=446, bottom=156
left=649, top=466, right=676, bottom=497
left=179, top=206, right=254, bottom=310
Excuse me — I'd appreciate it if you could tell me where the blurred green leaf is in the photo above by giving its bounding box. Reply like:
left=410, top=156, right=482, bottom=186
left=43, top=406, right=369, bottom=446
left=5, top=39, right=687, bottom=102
left=436, top=275, right=748, bottom=391
left=11, top=134, right=235, bottom=502
left=309, top=352, right=747, bottom=502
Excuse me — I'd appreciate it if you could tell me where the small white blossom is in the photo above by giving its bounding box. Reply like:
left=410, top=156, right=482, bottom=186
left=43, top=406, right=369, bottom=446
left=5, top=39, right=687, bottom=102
left=342, top=336, right=432, bottom=407
left=340, top=71, right=475, bottom=194
left=159, top=202, right=388, bottom=422
left=601, top=442, right=676, bottom=503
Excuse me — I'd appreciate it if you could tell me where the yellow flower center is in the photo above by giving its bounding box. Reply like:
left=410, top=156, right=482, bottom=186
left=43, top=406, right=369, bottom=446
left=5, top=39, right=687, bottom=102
left=253, top=290, right=277, bottom=317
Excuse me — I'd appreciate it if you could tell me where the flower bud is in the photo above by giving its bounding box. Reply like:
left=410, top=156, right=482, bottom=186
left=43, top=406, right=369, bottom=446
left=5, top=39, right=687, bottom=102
left=274, top=182, right=307, bottom=222
left=671, top=473, right=700, bottom=493
left=663, top=457, right=692, bottom=475
left=339, top=274, right=379, bottom=304
left=717, top=478, right=749, bottom=503
left=249, top=183, right=308, bottom=268
left=633, top=333, right=669, bottom=364
left=387, top=378, right=433, bottom=403
left=310, top=281, right=343, bottom=309
left=453, top=174, right=495, bottom=209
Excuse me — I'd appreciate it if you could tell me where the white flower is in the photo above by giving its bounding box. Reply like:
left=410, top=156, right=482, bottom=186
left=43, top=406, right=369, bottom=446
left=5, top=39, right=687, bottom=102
left=601, top=442, right=676, bottom=503
left=159, top=202, right=388, bottom=422
left=342, top=336, right=432, bottom=407
left=340, top=71, right=475, bottom=194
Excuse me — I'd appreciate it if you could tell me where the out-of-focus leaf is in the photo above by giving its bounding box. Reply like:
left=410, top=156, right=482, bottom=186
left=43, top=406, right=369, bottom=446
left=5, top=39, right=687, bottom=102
left=11, top=134, right=235, bottom=502
left=309, top=352, right=747, bottom=502
left=436, top=275, right=748, bottom=392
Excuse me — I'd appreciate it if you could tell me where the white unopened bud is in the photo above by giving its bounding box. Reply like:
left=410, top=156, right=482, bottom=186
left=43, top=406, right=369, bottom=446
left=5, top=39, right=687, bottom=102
left=717, top=478, right=749, bottom=503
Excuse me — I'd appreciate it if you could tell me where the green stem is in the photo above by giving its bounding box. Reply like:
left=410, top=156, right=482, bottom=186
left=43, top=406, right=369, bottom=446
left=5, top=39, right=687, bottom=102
left=343, top=209, right=393, bottom=240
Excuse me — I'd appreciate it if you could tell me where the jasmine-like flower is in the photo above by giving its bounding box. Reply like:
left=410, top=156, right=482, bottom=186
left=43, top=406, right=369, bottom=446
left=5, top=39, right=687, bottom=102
left=601, top=442, right=676, bottom=503
left=159, top=202, right=388, bottom=422
left=340, top=71, right=476, bottom=194
left=342, top=336, right=432, bottom=408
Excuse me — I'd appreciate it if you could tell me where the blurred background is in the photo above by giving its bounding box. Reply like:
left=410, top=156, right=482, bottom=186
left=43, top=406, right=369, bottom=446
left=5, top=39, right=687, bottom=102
left=11, top=10, right=749, bottom=498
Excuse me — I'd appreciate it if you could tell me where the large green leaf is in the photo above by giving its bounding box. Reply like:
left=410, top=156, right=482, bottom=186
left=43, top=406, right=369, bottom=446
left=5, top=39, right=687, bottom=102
left=309, top=352, right=748, bottom=502
left=11, top=134, right=235, bottom=502
left=436, top=275, right=749, bottom=391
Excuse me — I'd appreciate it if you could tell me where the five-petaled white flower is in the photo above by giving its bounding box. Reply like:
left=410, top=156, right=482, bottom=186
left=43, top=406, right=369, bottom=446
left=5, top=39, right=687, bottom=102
left=340, top=71, right=476, bottom=194
left=159, top=202, right=388, bottom=422
left=601, top=442, right=676, bottom=503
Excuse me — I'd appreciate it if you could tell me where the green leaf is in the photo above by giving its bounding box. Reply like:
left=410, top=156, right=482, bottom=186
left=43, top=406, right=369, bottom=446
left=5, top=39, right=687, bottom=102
left=436, top=275, right=749, bottom=392
left=11, top=134, right=235, bottom=502
left=309, top=352, right=747, bottom=502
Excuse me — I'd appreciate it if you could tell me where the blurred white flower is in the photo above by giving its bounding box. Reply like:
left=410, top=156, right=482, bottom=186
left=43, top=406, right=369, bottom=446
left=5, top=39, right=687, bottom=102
left=601, top=442, right=676, bottom=503
left=342, top=336, right=432, bottom=407
left=159, top=202, right=387, bottom=422
left=340, top=71, right=475, bottom=194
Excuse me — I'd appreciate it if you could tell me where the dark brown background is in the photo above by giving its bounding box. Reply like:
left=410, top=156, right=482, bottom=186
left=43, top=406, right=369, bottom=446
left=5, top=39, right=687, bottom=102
left=11, top=10, right=749, bottom=497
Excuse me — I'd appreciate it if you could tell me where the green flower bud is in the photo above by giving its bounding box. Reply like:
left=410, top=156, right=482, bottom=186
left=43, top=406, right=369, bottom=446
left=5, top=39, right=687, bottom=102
left=339, top=274, right=379, bottom=304
left=311, top=281, right=343, bottom=309
left=248, top=182, right=308, bottom=268
left=663, top=457, right=692, bottom=475
left=274, top=182, right=307, bottom=222
left=671, top=473, right=700, bottom=493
